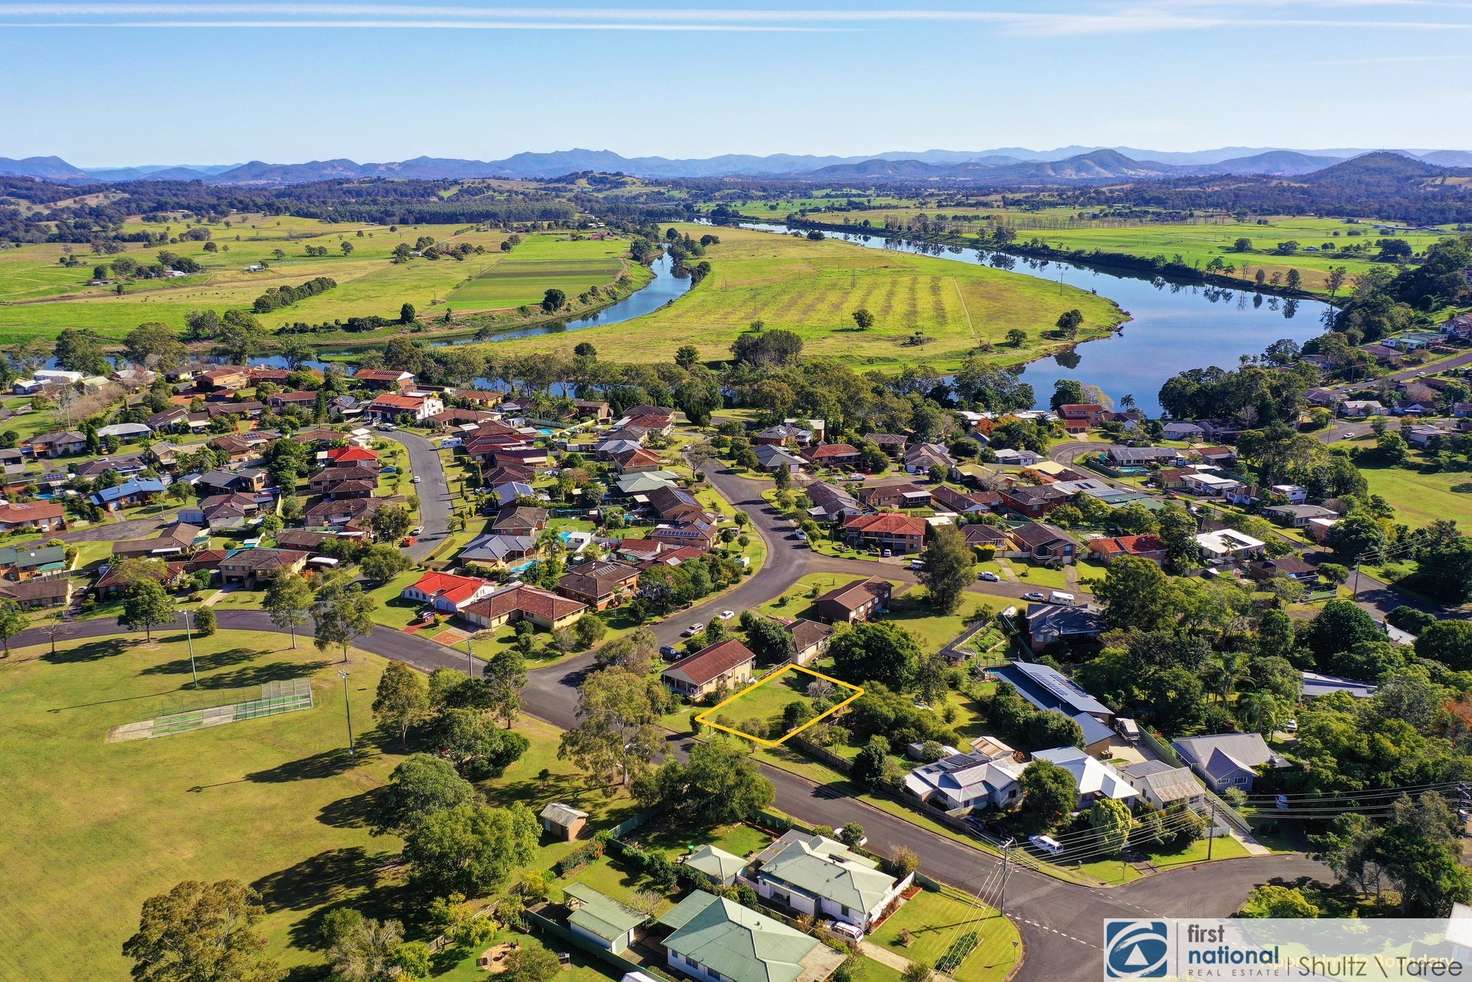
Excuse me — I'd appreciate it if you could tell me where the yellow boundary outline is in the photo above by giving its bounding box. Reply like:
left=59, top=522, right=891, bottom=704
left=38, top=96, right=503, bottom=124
left=696, top=663, right=863, bottom=748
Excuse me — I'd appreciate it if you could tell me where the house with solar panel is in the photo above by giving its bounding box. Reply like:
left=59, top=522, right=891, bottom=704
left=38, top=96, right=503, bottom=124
left=990, top=660, right=1119, bottom=755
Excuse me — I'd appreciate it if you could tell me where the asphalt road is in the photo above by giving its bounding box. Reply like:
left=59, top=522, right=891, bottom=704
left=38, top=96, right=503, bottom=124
left=382, top=430, right=452, bottom=561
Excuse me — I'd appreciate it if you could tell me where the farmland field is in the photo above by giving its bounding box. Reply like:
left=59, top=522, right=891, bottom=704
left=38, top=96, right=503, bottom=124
left=779, top=203, right=1456, bottom=295
left=483, top=223, right=1123, bottom=371
left=0, top=214, right=638, bottom=341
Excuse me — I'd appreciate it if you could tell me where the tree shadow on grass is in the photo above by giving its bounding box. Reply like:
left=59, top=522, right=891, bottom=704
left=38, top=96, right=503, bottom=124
left=39, top=637, right=132, bottom=664
left=246, top=746, right=367, bottom=783
left=194, top=659, right=330, bottom=690
left=286, top=880, right=418, bottom=954
left=252, top=845, right=384, bottom=913
left=317, top=786, right=386, bottom=830
left=140, top=646, right=256, bottom=676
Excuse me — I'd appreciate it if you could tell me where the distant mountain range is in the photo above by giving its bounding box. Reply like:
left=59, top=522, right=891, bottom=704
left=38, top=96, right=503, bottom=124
left=3, top=145, right=1472, bottom=186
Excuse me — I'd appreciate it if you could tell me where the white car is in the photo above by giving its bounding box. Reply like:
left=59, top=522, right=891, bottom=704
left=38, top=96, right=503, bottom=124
left=411, top=475, right=421, bottom=483
left=718, top=610, right=736, bottom=620
left=410, top=526, right=424, bottom=536
left=979, top=571, right=1000, bottom=582
left=683, top=623, right=704, bottom=637
left=827, top=921, right=864, bottom=944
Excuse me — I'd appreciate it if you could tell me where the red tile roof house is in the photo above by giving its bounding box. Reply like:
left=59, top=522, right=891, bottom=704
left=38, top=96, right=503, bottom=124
left=998, top=483, right=1070, bottom=518
left=401, top=571, right=496, bottom=613
left=0, top=501, right=65, bottom=532
left=326, top=445, right=380, bottom=468
left=651, top=521, right=719, bottom=551
left=1057, top=403, right=1105, bottom=434
left=842, top=512, right=928, bottom=555
left=660, top=638, right=757, bottom=700
left=364, top=392, right=444, bottom=424
left=557, top=561, right=641, bottom=610
left=804, top=443, right=862, bottom=470
left=196, top=366, right=248, bottom=391
left=354, top=369, right=416, bottom=391
left=460, top=583, right=586, bottom=631
left=814, top=577, right=893, bottom=624
left=1006, top=522, right=1078, bottom=566
left=1087, top=534, right=1167, bottom=565
left=613, top=447, right=664, bottom=474
left=615, top=538, right=664, bottom=563
left=495, top=446, right=551, bottom=470
left=858, top=482, right=931, bottom=510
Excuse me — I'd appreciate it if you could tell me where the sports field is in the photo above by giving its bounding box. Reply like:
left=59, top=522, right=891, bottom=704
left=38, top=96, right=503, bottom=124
left=0, top=629, right=404, bottom=979
left=484, top=224, right=1123, bottom=371
left=0, top=215, right=636, bottom=341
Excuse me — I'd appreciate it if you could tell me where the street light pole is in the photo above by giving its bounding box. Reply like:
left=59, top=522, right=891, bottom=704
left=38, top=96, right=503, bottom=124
left=466, top=632, right=474, bottom=677
left=339, top=670, right=355, bottom=756
left=183, top=609, right=198, bottom=689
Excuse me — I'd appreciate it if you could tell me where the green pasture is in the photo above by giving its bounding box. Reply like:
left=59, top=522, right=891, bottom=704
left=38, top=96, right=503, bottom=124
left=483, top=224, right=1123, bottom=372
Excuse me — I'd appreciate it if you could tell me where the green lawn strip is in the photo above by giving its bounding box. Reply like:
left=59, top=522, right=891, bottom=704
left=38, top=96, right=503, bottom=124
left=871, top=887, right=1020, bottom=982
left=430, top=928, right=618, bottom=982
left=0, top=629, right=407, bottom=979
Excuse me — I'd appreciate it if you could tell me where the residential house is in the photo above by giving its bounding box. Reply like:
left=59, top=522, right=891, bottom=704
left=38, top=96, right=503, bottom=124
left=0, top=544, right=66, bottom=580
left=857, top=482, right=931, bottom=510
left=1172, top=732, right=1287, bottom=793
left=1340, top=400, right=1385, bottom=418
left=651, top=521, right=719, bottom=552
left=452, top=387, right=504, bottom=408
left=618, top=405, right=677, bottom=436
left=930, top=484, right=994, bottom=515
left=94, top=560, right=188, bottom=600
left=748, top=830, right=911, bottom=932
left=353, top=368, right=415, bottom=391
left=309, top=466, right=379, bottom=496
left=196, top=366, right=248, bottom=391
left=29, top=431, right=86, bottom=458
left=804, top=481, right=863, bottom=523
left=1306, top=517, right=1340, bottom=545
left=1007, top=521, right=1077, bottom=565
left=182, top=492, right=268, bottom=531
left=991, top=660, right=1117, bottom=752
left=804, top=443, right=861, bottom=469
left=1270, top=484, right=1309, bottom=504
left=325, top=445, right=380, bottom=469
left=1179, top=471, right=1244, bottom=497
left=209, top=432, right=272, bottom=463
left=557, top=560, right=640, bottom=610
left=862, top=433, right=909, bottom=457
left=1120, top=760, right=1206, bottom=812
left=562, top=884, right=648, bottom=956
left=1305, top=388, right=1345, bottom=410
left=1057, top=403, right=1105, bottom=433
left=0, top=501, right=64, bottom=532
left=1198, top=419, right=1245, bottom=443
left=492, top=505, right=548, bottom=536
left=0, top=576, right=73, bottom=608
left=91, top=477, right=167, bottom=511
left=147, top=407, right=191, bottom=433
left=1107, top=446, right=1182, bottom=467
left=905, top=750, right=1026, bottom=813
left=962, top=523, right=1009, bottom=551
left=1086, top=534, right=1165, bottom=566
left=681, top=845, right=747, bottom=888
left=755, top=444, right=806, bottom=475
left=1263, top=503, right=1338, bottom=528
left=1162, top=421, right=1205, bottom=441
left=754, top=422, right=815, bottom=447
left=273, top=529, right=336, bottom=554
left=656, top=890, right=844, bottom=982
left=814, top=577, right=892, bottom=624
left=1029, top=747, right=1139, bottom=810
left=647, top=485, right=708, bottom=523
left=195, top=469, right=268, bottom=496
left=572, top=399, right=612, bottom=423
left=613, top=446, right=664, bottom=474
left=842, top=512, right=927, bottom=554
left=1407, top=424, right=1451, bottom=449
left=217, top=548, right=308, bottom=586
left=904, top=442, right=954, bottom=475
left=113, top=522, right=206, bottom=559
left=75, top=455, right=146, bottom=480
left=661, top=638, right=756, bottom=699
left=460, top=583, right=586, bottom=631
left=992, top=448, right=1040, bottom=466
left=96, top=422, right=152, bottom=442
left=460, top=533, right=539, bottom=568
left=401, top=571, right=495, bottom=613
left=363, top=392, right=444, bottom=423
left=1023, top=603, right=1108, bottom=653
left=998, top=483, right=1070, bottom=518
left=1301, top=671, right=1378, bottom=700
left=1194, top=529, right=1266, bottom=566
left=786, top=619, right=833, bottom=666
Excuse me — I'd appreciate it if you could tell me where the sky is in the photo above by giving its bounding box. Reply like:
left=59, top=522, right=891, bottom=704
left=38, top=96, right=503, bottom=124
left=3, top=0, right=1472, bottom=166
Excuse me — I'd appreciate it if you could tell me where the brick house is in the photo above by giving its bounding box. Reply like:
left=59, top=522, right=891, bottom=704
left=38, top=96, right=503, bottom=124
left=814, top=577, right=892, bottom=624
left=842, top=512, right=927, bottom=554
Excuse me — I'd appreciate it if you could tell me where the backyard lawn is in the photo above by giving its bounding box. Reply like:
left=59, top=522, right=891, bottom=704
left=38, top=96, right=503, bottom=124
left=871, top=887, right=1021, bottom=982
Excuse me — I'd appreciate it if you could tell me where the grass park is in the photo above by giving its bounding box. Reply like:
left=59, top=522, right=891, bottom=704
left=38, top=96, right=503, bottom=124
left=0, top=214, right=640, bottom=342
left=484, top=223, right=1124, bottom=371
left=0, top=627, right=635, bottom=980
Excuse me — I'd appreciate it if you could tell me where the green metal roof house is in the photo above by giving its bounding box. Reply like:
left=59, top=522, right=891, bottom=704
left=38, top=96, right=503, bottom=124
left=563, top=883, right=649, bottom=955
left=680, top=844, right=748, bottom=887
left=748, top=831, right=911, bottom=933
left=657, top=890, right=844, bottom=982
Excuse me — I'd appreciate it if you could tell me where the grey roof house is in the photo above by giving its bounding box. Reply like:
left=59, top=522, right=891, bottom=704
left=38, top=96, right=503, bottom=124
left=1172, top=732, right=1288, bottom=793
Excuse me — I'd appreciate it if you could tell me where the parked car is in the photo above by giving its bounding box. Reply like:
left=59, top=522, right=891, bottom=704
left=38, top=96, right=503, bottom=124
left=979, top=571, right=1000, bottom=582
left=683, top=623, right=704, bottom=637
left=718, top=610, right=735, bottom=620
left=411, top=475, right=422, bottom=483
left=402, top=535, right=417, bottom=547
left=1023, top=591, right=1046, bottom=601
left=882, top=549, right=892, bottom=558
left=411, top=526, right=424, bottom=536
left=1029, top=834, right=1064, bottom=856
left=827, top=921, right=864, bottom=944
left=659, top=645, right=679, bottom=661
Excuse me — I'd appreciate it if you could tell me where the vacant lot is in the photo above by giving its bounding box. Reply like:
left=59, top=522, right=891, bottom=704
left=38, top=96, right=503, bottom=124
left=0, top=216, right=636, bottom=341
left=1360, top=463, right=1472, bottom=529
left=485, top=224, right=1122, bottom=372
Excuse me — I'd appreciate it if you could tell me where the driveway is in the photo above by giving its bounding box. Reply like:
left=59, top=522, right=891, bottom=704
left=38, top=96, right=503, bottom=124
left=381, top=430, right=452, bottom=561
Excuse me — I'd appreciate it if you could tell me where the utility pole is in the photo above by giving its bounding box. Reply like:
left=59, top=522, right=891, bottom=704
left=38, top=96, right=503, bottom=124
left=339, top=670, right=355, bottom=756
left=465, top=632, right=475, bottom=677
left=1207, top=799, right=1216, bottom=861
left=998, top=838, right=1015, bottom=913
left=183, top=608, right=198, bottom=689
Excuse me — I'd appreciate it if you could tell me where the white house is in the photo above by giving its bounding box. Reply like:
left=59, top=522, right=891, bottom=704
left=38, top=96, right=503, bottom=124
left=746, top=830, right=911, bottom=933
left=1120, top=759, right=1206, bottom=812
left=1179, top=471, right=1244, bottom=497
left=1340, top=400, right=1385, bottom=418
left=904, top=750, right=1025, bottom=813
left=1270, top=484, right=1308, bottom=504
left=1029, top=747, right=1139, bottom=810
left=1162, top=421, right=1205, bottom=440
left=993, top=448, right=1040, bottom=466
left=1194, top=529, right=1266, bottom=565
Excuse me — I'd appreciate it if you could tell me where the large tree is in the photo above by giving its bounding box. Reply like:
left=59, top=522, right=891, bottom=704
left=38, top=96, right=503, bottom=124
left=558, top=667, right=666, bottom=788
left=312, top=581, right=376, bottom=663
left=402, top=802, right=539, bottom=898
left=1085, top=797, right=1132, bottom=858
left=263, top=572, right=313, bottom=648
left=481, top=649, right=526, bottom=729
left=1020, top=760, right=1076, bottom=835
left=434, top=708, right=528, bottom=780
left=122, top=578, right=177, bottom=641
left=372, top=662, right=430, bottom=744
left=918, top=524, right=971, bottom=614
left=375, top=754, right=476, bottom=835
left=0, top=599, right=28, bottom=657
left=1094, top=555, right=1174, bottom=632
left=829, top=621, right=921, bottom=691
left=634, top=737, right=774, bottom=824
left=326, top=916, right=404, bottom=982
left=123, top=879, right=280, bottom=982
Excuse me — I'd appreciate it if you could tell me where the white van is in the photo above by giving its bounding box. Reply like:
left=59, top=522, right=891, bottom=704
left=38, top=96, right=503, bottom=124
left=1029, top=833, right=1064, bottom=856
left=827, top=921, right=865, bottom=944
left=1049, top=591, right=1076, bottom=606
